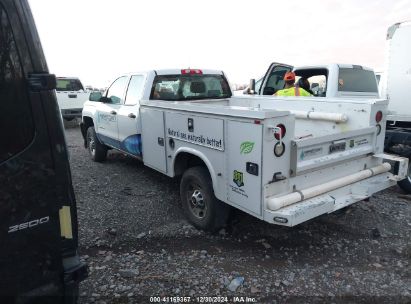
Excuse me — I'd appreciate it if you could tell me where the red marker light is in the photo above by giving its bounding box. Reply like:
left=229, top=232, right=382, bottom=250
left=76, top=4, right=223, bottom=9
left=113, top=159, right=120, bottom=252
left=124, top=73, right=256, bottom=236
left=274, top=124, right=286, bottom=140
left=181, top=69, right=203, bottom=75
left=375, top=111, right=383, bottom=123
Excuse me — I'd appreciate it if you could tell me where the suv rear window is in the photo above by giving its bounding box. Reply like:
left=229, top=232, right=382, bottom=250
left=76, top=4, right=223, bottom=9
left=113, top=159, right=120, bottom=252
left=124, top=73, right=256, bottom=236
left=150, top=74, right=231, bottom=101
left=338, top=68, right=378, bottom=92
left=56, top=78, right=84, bottom=91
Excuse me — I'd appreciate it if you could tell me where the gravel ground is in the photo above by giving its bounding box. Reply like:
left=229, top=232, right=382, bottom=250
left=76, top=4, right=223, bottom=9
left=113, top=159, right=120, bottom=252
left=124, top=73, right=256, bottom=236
left=64, top=121, right=411, bottom=304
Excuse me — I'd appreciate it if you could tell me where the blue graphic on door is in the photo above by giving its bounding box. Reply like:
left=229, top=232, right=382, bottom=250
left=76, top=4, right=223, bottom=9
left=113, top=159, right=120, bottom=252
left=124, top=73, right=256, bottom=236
left=121, top=134, right=142, bottom=156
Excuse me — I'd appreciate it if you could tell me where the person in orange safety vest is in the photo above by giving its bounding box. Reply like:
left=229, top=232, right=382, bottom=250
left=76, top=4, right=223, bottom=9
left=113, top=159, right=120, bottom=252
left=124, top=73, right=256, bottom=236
left=274, top=72, right=312, bottom=96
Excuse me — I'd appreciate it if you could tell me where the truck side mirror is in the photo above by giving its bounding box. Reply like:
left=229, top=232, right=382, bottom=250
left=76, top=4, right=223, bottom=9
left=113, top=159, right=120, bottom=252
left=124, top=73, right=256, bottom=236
left=244, top=79, right=256, bottom=95
left=89, top=92, right=102, bottom=102
left=28, top=73, right=56, bottom=91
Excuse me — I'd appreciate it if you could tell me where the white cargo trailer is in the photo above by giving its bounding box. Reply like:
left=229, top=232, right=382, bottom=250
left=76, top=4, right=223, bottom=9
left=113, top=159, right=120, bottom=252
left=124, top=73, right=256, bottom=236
left=380, top=21, right=411, bottom=192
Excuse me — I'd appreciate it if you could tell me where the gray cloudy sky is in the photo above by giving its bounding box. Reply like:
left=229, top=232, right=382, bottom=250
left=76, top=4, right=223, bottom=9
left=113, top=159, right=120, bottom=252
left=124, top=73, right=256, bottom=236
left=29, top=0, right=411, bottom=87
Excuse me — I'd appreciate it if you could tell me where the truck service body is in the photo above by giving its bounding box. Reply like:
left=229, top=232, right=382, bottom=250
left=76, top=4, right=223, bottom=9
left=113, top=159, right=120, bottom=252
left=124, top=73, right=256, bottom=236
left=81, top=69, right=407, bottom=230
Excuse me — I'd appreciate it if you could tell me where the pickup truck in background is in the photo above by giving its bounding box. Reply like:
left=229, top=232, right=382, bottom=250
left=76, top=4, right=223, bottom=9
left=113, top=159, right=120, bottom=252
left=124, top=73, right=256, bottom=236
left=247, top=63, right=379, bottom=99
left=379, top=21, right=411, bottom=192
left=81, top=68, right=407, bottom=231
left=56, top=77, right=89, bottom=121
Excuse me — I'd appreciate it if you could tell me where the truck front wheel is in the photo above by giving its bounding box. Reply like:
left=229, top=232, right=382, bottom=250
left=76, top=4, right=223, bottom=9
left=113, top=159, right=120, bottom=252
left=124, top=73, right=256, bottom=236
left=180, top=166, right=231, bottom=232
left=86, top=127, right=107, bottom=162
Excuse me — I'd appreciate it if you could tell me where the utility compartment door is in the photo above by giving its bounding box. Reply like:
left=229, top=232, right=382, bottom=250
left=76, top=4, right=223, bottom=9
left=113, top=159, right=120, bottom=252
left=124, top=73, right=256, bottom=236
left=227, top=120, right=263, bottom=216
left=141, top=107, right=167, bottom=173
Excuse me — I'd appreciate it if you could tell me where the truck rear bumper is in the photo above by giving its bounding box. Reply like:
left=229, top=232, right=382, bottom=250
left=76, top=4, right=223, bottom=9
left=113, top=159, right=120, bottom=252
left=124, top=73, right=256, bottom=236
left=61, top=108, right=83, bottom=118
left=264, top=154, right=408, bottom=226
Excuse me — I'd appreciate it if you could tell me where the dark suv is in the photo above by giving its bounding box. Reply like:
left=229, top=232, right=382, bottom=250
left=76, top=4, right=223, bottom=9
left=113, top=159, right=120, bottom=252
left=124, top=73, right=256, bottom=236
left=0, top=0, right=86, bottom=302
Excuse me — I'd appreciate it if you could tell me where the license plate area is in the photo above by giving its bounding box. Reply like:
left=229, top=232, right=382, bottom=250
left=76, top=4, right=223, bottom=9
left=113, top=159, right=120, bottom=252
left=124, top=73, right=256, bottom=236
left=329, top=140, right=346, bottom=154
left=290, top=127, right=377, bottom=177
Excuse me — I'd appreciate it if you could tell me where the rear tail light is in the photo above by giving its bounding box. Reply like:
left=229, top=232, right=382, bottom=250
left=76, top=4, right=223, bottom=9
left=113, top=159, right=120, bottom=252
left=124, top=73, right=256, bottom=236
left=181, top=69, right=203, bottom=75
left=274, top=124, right=286, bottom=140
left=375, top=111, right=383, bottom=123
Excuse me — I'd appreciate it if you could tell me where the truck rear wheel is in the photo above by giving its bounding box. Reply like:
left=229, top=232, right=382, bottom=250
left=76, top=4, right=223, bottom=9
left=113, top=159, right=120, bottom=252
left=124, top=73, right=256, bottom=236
left=180, top=166, right=231, bottom=232
left=398, top=162, right=411, bottom=193
left=86, top=127, right=107, bottom=162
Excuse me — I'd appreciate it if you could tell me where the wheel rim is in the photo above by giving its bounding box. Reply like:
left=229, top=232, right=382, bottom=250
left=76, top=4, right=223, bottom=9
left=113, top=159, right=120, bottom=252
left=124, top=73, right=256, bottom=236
left=88, top=133, right=96, bottom=156
left=186, top=183, right=207, bottom=219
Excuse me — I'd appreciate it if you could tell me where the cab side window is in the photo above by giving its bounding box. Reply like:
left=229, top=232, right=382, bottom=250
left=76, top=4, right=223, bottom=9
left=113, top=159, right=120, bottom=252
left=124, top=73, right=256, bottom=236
left=264, top=66, right=292, bottom=95
left=0, top=5, right=34, bottom=163
left=125, top=75, right=144, bottom=106
left=106, top=76, right=128, bottom=104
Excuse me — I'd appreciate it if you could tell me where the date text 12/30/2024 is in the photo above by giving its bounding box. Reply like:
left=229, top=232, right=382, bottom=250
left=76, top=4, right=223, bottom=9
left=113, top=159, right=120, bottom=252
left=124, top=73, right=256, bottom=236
left=150, top=296, right=257, bottom=303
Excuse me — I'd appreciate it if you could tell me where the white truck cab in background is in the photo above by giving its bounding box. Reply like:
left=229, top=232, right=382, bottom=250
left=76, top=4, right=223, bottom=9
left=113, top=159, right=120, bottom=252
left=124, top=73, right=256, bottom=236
left=380, top=21, right=411, bottom=192
left=248, top=63, right=379, bottom=99
left=56, top=77, right=89, bottom=121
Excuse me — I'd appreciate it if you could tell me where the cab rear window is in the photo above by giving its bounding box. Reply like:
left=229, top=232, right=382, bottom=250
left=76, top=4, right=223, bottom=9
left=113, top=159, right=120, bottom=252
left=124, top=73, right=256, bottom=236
left=338, top=68, right=378, bottom=92
left=56, top=78, right=84, bottom=91
left=150, top=74, right=231, bottom=101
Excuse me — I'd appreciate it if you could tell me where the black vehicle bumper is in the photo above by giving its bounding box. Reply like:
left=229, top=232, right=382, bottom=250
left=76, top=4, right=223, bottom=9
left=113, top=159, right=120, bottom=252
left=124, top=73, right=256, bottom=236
left=13, top=260, right=87, bottom=303
left=64, top=261, right=88, bottom=287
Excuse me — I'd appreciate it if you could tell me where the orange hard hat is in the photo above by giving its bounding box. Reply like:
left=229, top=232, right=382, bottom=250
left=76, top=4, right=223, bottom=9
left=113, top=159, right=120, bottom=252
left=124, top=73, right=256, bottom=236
left=284, top=71, right=296, bottom=81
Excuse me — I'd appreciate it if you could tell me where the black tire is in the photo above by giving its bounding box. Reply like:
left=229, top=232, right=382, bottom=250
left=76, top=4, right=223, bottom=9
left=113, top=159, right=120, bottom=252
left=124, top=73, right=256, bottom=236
left=180, top=166, right=231, bottom=232
left=398, top=162, right=411, bottom=193
left=86, top=126, right=107, bottom=162
left=63, top=117, right=75, bottom=121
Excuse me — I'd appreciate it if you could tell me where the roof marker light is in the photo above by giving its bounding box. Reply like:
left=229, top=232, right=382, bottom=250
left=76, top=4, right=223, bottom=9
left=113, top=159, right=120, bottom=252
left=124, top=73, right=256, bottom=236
left=181, top=69, right=203, bottom=75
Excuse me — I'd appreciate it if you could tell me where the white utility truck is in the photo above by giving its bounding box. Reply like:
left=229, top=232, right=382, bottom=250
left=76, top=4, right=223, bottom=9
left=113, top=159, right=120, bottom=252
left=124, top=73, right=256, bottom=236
left=379, top=21, right=411, bottom=192
left=80, top=69, right=407, bottom=231
left=56, top=77, right=89, bottom=121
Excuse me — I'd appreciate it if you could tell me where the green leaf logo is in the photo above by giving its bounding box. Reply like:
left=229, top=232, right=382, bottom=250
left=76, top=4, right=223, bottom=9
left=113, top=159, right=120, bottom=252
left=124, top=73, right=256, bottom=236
left=240, top=141, right=255, bottom=154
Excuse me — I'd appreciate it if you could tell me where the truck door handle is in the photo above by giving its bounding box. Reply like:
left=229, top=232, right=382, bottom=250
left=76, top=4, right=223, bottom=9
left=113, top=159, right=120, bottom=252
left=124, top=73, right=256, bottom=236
left=128, top=113, right=136, bottom=118
left=110, top=110, right=117, bottom=115
left=188, top=118, right=194, bottom=132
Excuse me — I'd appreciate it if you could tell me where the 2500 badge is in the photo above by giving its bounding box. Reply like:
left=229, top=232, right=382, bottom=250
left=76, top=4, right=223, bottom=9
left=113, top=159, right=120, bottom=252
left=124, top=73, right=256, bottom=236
left=8, top=216, right=50, bottom=233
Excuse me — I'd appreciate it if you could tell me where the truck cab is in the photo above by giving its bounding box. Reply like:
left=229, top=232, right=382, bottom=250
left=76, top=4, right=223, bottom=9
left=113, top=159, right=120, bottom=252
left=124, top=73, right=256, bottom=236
left=80, top=69, right=232, bottom=162
left=249, top=63, right=380, bottom=99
